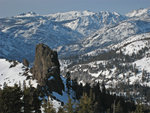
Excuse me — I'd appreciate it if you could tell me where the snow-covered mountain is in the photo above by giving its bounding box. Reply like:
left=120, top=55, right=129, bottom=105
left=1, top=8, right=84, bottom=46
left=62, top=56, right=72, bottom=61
left=0, top=10, right=125, bottom=62
left=64, top=32, right=150, bottom=85
left=58, top=8, right=150, bottom=57
left=62, top=32, right=150, bottom=104
left=126, top=8, right=150, bottom=18
left=1, top=7, right=150, bottom=104
left=47, top=10, right=125, bottom=36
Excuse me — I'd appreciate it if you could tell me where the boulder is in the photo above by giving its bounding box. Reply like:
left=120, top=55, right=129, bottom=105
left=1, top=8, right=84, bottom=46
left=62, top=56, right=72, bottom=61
left=23, top=59, right=29, bottom=67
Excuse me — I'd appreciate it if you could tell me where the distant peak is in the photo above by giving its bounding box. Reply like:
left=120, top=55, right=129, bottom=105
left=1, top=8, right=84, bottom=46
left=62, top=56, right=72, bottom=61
left=126, top=7, right=150, bottom=17
left=112, top=12, right=120, bottom=16
left=98, top=11, right=122, bottom=17
left=82, top=10, right=95, bottom=15
left=46, top=10, right=95, bottom=17
left=17, top=12, right=39, bottom=17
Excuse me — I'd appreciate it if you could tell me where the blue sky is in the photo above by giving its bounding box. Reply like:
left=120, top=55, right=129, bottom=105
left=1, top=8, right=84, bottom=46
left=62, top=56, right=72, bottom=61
left=0, top=0, right=150, bottom=17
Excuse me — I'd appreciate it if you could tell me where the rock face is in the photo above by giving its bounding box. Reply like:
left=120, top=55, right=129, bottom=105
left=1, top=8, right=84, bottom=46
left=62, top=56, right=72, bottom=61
left=32, top=43, right=64, bottom=94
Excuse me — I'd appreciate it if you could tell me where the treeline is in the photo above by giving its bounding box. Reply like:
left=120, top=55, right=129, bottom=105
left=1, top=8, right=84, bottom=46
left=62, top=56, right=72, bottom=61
left=65, top=45, right=150, bottom=68
left=0, top=83, right=41, bottom=113
left=47, top=93, right=148, bottom=113
left=65, top=78, right=138, bottom=113
left=0, top=80, right=149, bottom=113
left=65, top=74, right=150, bottom=113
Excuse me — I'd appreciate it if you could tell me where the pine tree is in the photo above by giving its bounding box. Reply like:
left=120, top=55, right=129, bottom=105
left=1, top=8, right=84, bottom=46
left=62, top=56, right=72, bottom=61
left=66, top=72, right=71, bottom=95
left=0, top=88, right=2, bottom=113
left=32, top=88, right=41, bottom=113
left=58, top=107, right=66, bottom=113
left=77, top=93, right=94, bottom=113
left=23, top=80, right=26, bottom=90
left=65, top=96, right=74, bottom=113
left=0, top=85, right=23, bottom=113
left=23, top=87, right=33, bottom=113
left=106, top=108, right=111, bottom=113
left=23, top=87, right=41, bottom=113
left=115, top=101, right=123, bottom=113
left=42, top=97, right=56, bottom=113
left=134, top=104, right=144, bottom=113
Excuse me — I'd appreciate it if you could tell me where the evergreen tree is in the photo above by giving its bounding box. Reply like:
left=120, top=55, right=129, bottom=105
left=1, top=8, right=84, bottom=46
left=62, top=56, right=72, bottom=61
left=65, top=96, right=74, bottom=113
left=23, top=87, right=41, bottom=113
left=23, top=87, right=33, bottom=113
left=58, top=107, right=65, bottom=113
left=66, top=72, right=71, bottom=95
left=32, top=88, right=41, bottom=113
left=0, top=85, right=23, bottom=113
left=0, top=88, right=2, bottom=113
left=133, top=104, right=144, bottom=113
left=77, top=93, right=94, bottom=113
left=106, top=108, right=111, bottom=113
left=115, top=101, right=123, bottom=113
left=23, top=80, right=26, bottom=90
left=42, top=97, right=56, bottom=113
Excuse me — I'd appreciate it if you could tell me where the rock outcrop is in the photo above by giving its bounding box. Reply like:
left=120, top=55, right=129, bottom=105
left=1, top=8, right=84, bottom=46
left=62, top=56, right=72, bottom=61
left=32, top=43, right=64, bottom=94
left=23, top=59, right=29, bottom=67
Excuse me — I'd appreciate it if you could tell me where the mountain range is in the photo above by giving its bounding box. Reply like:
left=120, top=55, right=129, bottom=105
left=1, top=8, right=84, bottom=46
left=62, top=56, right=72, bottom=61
left=0, top=7, right=150, bottom=105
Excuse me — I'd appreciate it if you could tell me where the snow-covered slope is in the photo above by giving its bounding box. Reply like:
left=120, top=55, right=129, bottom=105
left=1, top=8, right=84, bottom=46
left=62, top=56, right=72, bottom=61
left=62, top=32, right=150, bottom=103
left=0, top=58, right=38, bottom=88
left=0, top=58, right=69, bottom=111
left=64, top=32, right=150, bottom=83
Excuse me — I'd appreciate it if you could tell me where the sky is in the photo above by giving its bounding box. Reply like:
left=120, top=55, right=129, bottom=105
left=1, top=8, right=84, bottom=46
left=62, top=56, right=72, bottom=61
left=0, top=0, right=150, bottom=17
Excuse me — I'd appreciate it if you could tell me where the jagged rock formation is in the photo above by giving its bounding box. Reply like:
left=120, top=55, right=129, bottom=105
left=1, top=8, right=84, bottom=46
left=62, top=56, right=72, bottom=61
left=32, top=43, right=64, bottom=94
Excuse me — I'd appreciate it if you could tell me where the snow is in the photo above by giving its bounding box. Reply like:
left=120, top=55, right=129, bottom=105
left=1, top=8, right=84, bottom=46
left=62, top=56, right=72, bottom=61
left=90, top=71, right=101, bottom=78
left=0, top=59, right=38, bottom=88
left=126, top=8, right=150, bottom=17
left=134, top=57, right=150, bottom=73
left=79, top=80, right=86, bottom=86
left=121, top=40, right=147, bottom=55
left=49, top=97, right=62, bottom=112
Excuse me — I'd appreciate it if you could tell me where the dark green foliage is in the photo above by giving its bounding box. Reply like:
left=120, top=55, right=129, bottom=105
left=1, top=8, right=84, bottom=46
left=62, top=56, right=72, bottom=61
left=133, top=104, right=144, bottom=113
left=23, top=87, right=41, bottom=113
left=23, top=87, right=32, bottom=113
left=66, top=72, right=71, bottom=95
left=0, top=84, right=41, bottom=113
left=0, top=84, right=23, bottom=113
left=70, top=79, right=137, bottom=113
left=76, top=93, right=94, bottom=113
